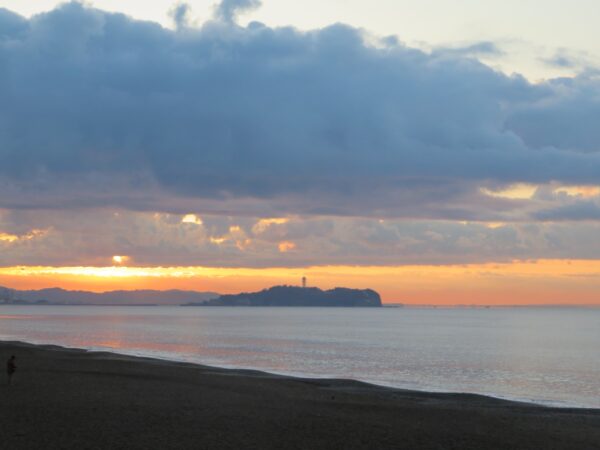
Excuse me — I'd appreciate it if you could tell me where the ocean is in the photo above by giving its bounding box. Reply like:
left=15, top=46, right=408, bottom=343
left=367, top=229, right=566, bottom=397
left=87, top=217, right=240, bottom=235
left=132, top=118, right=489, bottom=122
left=0, top=305, right=599, bottom=408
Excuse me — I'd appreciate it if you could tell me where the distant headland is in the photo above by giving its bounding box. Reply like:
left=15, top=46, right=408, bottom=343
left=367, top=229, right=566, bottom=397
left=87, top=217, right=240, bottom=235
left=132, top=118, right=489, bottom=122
left=0, top=286, right=218, bottom=306
left=188, top=285, right=382, bottom=307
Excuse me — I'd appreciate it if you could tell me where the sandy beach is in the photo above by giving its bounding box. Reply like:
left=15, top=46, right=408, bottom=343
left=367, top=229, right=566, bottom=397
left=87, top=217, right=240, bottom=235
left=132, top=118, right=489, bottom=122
left=0, top=341, right=599, bottom=450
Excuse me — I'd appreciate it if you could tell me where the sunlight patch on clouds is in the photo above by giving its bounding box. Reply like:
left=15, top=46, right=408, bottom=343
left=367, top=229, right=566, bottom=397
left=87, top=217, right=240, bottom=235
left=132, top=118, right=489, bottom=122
left=252, top=218, right=290, bottom=234
left=278, top=241, right=296, bottom=252
left=236, top=239, right=252, bottom=251
left=480, top=184, right=538, bottom=200
left=0, top=229, right=47, bottom=243
left=0, top=233, right=19, bottom=243
left=181, top=214, right=203, bottom=225
left=554, top=186, right=600, bottom=198
left=483, top=222, right=506, bottom=229
left=458, top=221, right=506, bottom=229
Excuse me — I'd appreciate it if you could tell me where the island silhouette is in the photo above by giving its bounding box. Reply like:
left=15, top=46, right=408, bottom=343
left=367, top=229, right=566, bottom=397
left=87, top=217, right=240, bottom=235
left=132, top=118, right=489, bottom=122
left=189, top=285, right=382, bottom=307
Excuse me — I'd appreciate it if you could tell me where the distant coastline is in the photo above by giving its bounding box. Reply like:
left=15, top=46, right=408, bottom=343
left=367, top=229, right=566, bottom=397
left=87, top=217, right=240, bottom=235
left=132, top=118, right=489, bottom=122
left=2, top=284, right=598, bottom=308
left=0, top=285, right=381, bottom=307
left=0, top=286, right=218, bottom=306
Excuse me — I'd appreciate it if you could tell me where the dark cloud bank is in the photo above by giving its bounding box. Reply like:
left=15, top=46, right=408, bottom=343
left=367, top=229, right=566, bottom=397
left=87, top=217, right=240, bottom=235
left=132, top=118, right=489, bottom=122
left=0, top=1, right=599, bottom=219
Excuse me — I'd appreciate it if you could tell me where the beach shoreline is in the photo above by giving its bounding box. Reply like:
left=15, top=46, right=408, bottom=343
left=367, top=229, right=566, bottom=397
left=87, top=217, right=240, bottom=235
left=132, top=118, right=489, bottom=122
left=1, top=338, right=591, bottom=411
left=1, top=340, right=599, bottom=449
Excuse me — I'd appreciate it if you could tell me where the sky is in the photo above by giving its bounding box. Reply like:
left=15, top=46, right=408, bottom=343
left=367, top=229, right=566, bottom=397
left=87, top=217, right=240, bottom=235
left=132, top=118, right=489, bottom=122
left=3, top=0, right=600, bottom=80
left=0, top=0, right=599, bottom=304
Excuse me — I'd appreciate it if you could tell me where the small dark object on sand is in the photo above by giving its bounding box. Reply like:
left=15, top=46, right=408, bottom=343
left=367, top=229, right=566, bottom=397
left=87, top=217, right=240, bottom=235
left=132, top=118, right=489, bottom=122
left=6, top=355, right=16, bottom=385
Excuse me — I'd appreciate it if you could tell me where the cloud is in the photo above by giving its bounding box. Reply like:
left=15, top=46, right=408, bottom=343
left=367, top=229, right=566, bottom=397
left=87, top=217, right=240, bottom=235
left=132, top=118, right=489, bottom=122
left=0, top=2, right=599, bottom=221
left=506, top=73, right=600, bottom=153
left=434, top=41, right=505, bottom=58
left=533, top=200, right=600, bottom=221
left=0, top=7, right=28, bottom=39
left=541, top=49, right=591, bottom=70
left=214, top=0, right=261, bottom=23
left=544, top=54, right=577, bottom=69
left=169, top=2, right=193, bottom=29
left=3, top=209, right=600, bottom=267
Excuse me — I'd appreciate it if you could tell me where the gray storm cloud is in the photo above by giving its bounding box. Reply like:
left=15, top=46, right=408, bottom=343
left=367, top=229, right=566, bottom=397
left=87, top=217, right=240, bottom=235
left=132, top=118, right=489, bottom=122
left=0, top=2, right=599, bottom=219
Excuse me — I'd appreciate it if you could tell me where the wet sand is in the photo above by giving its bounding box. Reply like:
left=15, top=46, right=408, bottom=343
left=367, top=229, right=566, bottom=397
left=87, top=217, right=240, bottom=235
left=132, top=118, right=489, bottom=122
left=1, top=340, right=599, bottom=450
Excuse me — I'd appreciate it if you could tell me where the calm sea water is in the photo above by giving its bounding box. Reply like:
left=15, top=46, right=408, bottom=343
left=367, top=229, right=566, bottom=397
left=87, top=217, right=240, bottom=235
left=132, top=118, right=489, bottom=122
left=0, top=305, right=599, bottom=408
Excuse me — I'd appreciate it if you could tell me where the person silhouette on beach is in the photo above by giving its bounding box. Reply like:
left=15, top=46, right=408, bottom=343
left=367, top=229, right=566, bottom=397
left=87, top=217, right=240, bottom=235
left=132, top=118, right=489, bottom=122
left=6, top=355, right=16, bottom=385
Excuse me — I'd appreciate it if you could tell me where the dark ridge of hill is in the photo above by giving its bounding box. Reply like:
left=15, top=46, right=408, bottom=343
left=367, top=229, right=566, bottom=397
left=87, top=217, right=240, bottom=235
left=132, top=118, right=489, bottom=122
left=0, top=286, right=219, bottom=306
left=193, top=285, right=382, bottom=307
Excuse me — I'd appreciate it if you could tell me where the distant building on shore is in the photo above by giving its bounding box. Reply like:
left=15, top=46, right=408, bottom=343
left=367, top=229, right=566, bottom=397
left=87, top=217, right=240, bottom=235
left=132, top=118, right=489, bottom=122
left=302, top=276, right=307, bottom=288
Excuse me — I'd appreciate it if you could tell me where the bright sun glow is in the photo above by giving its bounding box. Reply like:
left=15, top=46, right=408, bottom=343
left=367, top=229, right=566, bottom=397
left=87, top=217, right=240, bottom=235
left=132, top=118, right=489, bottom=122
left=112, top=255, right=130, bottom=265
left=1, top=261, right=591, bottom=280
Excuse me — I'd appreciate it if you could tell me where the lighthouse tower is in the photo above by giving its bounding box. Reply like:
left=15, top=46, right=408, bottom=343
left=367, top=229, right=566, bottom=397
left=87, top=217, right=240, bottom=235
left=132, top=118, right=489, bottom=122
left=302, top=276, right=307, bottom=288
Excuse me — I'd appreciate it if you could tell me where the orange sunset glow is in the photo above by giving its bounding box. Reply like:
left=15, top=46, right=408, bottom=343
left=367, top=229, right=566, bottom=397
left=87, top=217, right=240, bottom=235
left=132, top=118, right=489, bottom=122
left=1, top=259, right=599, bottom=305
